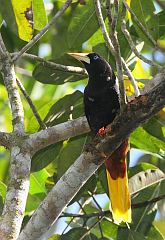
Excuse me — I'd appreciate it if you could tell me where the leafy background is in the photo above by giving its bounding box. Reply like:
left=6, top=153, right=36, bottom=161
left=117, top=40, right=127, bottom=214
left=0, top=0, right=165, bottom=239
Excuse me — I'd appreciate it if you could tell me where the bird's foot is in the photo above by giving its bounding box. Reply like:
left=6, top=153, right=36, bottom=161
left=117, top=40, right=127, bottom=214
left=97, top=127, right=107, bottom=136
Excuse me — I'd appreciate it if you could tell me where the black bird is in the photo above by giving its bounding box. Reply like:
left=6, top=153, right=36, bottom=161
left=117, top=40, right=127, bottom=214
left=69, top=52, right=131, bottom=224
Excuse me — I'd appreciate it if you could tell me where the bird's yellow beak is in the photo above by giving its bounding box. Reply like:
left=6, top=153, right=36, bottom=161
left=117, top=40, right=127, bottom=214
left=68, top=53, right=90, bottom=64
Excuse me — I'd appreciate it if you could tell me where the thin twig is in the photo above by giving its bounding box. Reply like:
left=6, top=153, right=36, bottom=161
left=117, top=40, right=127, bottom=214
left=107, top=0, right=140, bottom=97
left=80, top=216, right=104, bottom=240
left=0, top=33, right=8, bottom=57
left=61, top=217, right=75, bottom=235
left=122, top=0, right=157, bottom=47
left=94, top=0, right=140, bottom=97
left=88, top=191, right=103, bottom=211
left=94, top=0, right=126, bottom=110
left=77, top=201, right=87, bottom=214
left=60, top=194, right=165, bottom=219
left=93, top=0, right=115, bottom=54
left=12, top=52, right=87, bottom=76
left=121, top=4, right=162, bottom=70
left=106, top=0, right=126, bottom=108
left=16, top=78, right=47, bottom=130
left=12, top=0, right=72, bottom=62
left=98, top=219, right=104, bottom=238
left=122, top=60, right=140, bottom=97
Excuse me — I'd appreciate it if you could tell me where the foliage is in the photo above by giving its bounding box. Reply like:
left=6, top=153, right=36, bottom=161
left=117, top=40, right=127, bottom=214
left=0, top=0, right=164, bottom=239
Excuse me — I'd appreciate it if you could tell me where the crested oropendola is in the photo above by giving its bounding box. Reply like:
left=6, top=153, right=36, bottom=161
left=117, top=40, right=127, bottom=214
left=69, top=52, right=131, bottom=224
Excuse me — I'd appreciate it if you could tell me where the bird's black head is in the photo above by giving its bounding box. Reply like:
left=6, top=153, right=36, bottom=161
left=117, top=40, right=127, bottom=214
left=68, top=52, right=114, bottom=83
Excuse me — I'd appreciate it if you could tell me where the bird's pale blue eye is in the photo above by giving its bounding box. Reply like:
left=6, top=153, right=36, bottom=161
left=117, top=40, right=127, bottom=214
left=93, top=55, right=99, bottom=60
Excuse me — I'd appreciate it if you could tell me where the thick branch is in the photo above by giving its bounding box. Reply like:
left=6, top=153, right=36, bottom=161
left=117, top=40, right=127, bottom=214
left=0, top=35, right=24, bottom=134
left=27, top=116, right=89, bottom=154
left=0, top=149, right=31, bottom=240
left=18, top=71, right=165, bottom=240
left=0, top=34, right=31, bottom=240
left=12, top=0, right=72, bottom=62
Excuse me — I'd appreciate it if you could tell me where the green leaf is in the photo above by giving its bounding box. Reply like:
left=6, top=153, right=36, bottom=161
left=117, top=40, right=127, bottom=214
left=154, top=221, right=165, bottom=240
left=0, top=13, right=2, bottom=26
left=31, top=143, right=62, bottom=172
left=60, top=228, right=87, bottom=240
left=44, top=90, right=83, bottom=126
left=32, top=0, right=47, bottom=30
left=26, top=99, right=57, bottom=133
left=0, top=0, right=17, bottom=35
left=0, top=157, right=9, bottom=182
left=0, top=180, right=7, bottom=200
left=57, top=134, right=88, bottom=179
left=143, top=117, right=165, bottom=143
left=11, top=0, right=33, bottom=42
left=33, top=54, right=86, bottom=85
left=67, top=0, right=100, bottom=48
left=94, top=219, right=118, bottom=239
left=129, top=168, right=164, bottom=195
left=131, top=184, right=160, bottom=234
left=98, top=165, right=109, bottom=196
left=117, top=229, right=146, bottom=240
left=48, top=234, right=60, bottom=240
left=26, top=193, right=45, bottom=213
left=130, top=127, right=165, bottom=157
left=0, top=195, right=3, bottom=215
left=146, top=224, right=164, bottom=240
left=157, top=11, right=165, bottom=39
left=128, top=162, right=157, bottom=178
left=31, top=91, right=84, bottom=172
left=29, top=169, right=50, bottom=195
left=51, top=2, right=77, bottom=57
left=130, top=0, right=157, bottom=46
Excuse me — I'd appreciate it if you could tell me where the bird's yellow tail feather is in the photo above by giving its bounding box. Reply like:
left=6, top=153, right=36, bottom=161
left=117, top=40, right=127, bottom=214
left=106, top=169, right=131, bottom=224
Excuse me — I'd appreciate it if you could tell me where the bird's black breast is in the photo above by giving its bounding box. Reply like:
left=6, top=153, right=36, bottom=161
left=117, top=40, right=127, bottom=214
left=84, top=83, right=120, bottom=135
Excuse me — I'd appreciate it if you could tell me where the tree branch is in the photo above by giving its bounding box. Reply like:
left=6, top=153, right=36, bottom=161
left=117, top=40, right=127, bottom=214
left=27, top=116, right=89, bottom=154
left=60, top=194, right=165, bottom=219
left=106, top=0, right=126, bottom=108
left=16, top=78, right=47, bottom=130
left=18, top=70, right=165, bottom=240
left=121, top=4, right=161, bottom=70
left=0, top=34, right=24, bottom=134
left=12, top=0, right=72, bottom=62
left=122, top=0, right=157, bottom=47
left=0, top=34, right=31, bottom=240
left=12, top=53, right=88, bottom=76
left=93, top=0, right=140, bottom=97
